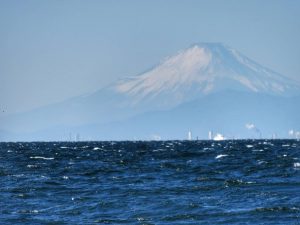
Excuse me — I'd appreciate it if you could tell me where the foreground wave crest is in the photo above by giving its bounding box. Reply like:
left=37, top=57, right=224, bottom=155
left=0, top=140, right=300, bottom=224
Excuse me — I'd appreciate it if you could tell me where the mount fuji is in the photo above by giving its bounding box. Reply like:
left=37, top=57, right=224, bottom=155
left=113, top=43, right=299, bottom=109
left=1, top=43, right=300, bottom=141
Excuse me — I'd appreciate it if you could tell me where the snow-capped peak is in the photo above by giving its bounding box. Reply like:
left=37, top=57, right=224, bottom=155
left=116, top=45, right=212, bottom=96
left=113, top=43, right=300, bottom=108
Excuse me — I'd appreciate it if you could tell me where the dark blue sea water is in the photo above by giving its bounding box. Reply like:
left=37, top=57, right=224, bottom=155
left=1, top=140, right=300, bottom=224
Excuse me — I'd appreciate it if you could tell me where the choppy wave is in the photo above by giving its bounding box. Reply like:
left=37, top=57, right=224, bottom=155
left=0, top=140, right=300, bottom=224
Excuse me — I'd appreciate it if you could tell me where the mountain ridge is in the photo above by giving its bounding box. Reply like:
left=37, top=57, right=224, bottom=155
left=108, top=43, right=300, bottom=109
left=4, top=90, right=300, bottom=141
left=0, top=43, right=299, bottom=140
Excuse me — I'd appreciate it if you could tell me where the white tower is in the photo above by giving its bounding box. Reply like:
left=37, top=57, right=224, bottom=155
left=296, top=131, right=300, bottom=141
left=188, top=131, right=192, bottom=141
left=75, top=133, right=80, bottom=142
left=208, top=131, right=213, bottom=140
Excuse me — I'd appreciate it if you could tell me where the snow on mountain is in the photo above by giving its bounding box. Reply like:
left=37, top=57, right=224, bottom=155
left=1, top=42, right=300, bottom=140
left=112, top=43, right=300, bottom=108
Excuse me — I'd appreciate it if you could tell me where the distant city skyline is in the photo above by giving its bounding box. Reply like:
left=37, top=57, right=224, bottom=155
left=1, top=0, right=300, bottom=115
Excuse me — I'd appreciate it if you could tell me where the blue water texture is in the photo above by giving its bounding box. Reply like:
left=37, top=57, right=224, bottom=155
left=1, top=140, right=300, bottom=224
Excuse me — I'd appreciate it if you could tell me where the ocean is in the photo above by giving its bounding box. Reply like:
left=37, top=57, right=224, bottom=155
left=1, top=140, right=300, bottom=224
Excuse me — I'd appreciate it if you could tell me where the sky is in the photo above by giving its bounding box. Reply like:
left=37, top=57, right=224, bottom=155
left=1, top=0, right=300, bottom=115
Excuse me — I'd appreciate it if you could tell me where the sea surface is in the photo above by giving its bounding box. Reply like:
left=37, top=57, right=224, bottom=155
left=0, top=140, right=300, bottom=224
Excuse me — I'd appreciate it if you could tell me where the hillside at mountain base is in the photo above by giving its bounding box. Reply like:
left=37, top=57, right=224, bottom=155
left=0, top=43, right=299, bottom=141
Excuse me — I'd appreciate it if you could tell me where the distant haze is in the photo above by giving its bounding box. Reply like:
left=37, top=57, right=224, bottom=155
left=1, top=43, right=299, bottom=141
left=1, top=0, right=300, bottom=115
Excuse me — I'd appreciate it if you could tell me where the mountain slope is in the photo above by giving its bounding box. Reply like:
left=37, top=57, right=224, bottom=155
left=0, top=43, right=299, bottom=139
left=113, top=43, right=300, bottom=109
left=5, top=91, right=299, bottom=141
left=74, top=91, right=300, bottom=140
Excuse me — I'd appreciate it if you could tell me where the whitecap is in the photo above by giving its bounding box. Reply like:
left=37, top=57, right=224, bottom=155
left=12, top=174, right=25, bottom=177
left=246, top=145, right=253, bottom=148
left=294, top=162, right=300, bottom=168
left=245, top=181, right=255, bottom=184
left=257, top=160, right=265, bottom=165
left=30, top=156, right=54, bottom=160
left=93, top=147, right=101, bottom=150
left=215, top=154, right=228, bottom=159
left=31, top=210, right=39, bottom=214
left=27, top=165, right=37, bottom=168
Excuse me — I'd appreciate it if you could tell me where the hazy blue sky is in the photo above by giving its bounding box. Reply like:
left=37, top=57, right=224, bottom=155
left=1, top=0, right=300, bottom=115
